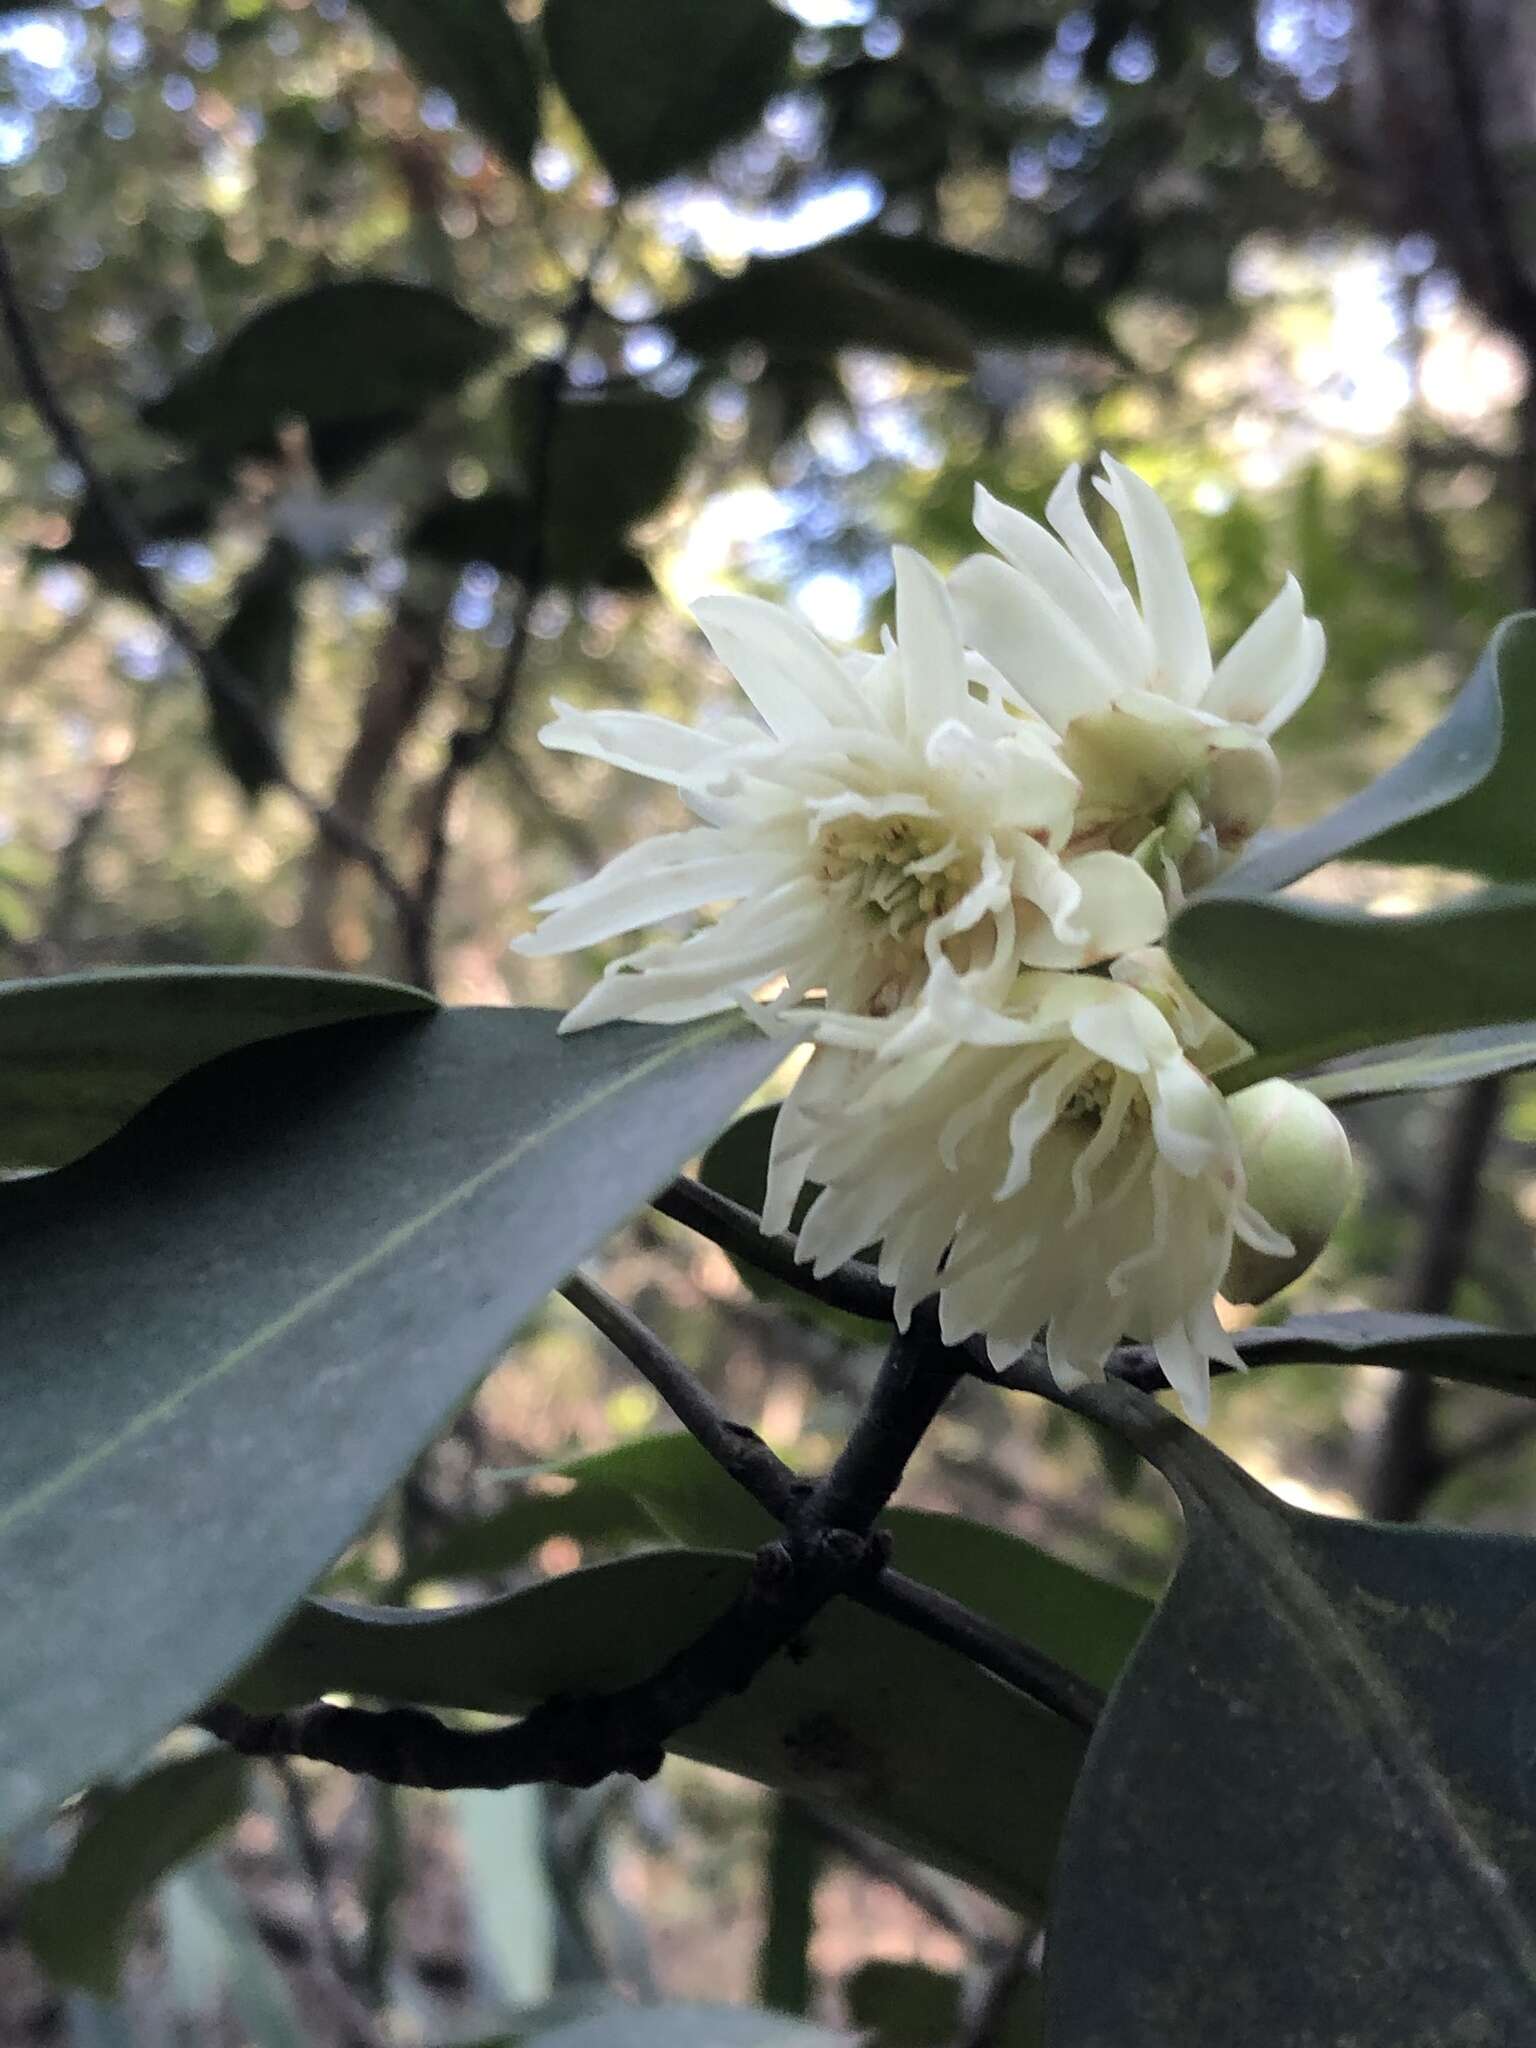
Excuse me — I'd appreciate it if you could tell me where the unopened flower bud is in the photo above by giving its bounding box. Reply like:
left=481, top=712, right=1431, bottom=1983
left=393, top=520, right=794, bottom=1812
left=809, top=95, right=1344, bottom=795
left=1222, top=1080, right=1353, bottom=1305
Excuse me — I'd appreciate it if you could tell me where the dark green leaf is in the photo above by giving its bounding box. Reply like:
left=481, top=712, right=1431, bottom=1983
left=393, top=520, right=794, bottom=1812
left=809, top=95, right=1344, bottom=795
left=1234, top=1309, right=1536, bottom=1394
left=410, top=1469, right=662, bottom=1584
left=409, top=487, right=531, bottom=574
left=1220, top=612, right=1536, bottom=894
left=881, top=1509, right=1149, bottom=1694
left=1302, top=1022, right=1536, bottom=1102
left=0, top=965, right=431, bottom=1171
left=845, top=1959, right=1042, bottom=2048
left=352, top=0, right=539, bottom=171
left=0, top=1007, right=790, bottom=1840
left=47, top=464, right=218, bottom=595
left=665, top=248, right=977, bottom=373
left=543, top=0, right=795, bottom=190
left=143, top=281, right=502, bottom=463
left=522, top=381, right=696, bottom=586
left=1170, top=886, right=1536, bottom=1087
left=23, top=1752, right=247, bottom=1998
left=410, top=387, right=693, bottom=590
left=1047, top=1389, right=1536, bottom=2045
left=845, top=1962, right=962, bottom=2048
left=206, top=541, right=302, bottom=796
left=833, top=230, right=1118, bottom=355
left=236, top=1550, right=1087, bottom=1910
left=412, top=1429, right=1152, bottom=1691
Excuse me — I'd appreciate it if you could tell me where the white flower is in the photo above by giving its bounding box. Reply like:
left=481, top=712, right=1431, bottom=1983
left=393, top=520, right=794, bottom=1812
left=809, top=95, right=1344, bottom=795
left=517, top=548, right=1166, bottom=1029
left=765, top=938, right=1289, bottom=1421
left=948, top=457, right=1326, bottom=894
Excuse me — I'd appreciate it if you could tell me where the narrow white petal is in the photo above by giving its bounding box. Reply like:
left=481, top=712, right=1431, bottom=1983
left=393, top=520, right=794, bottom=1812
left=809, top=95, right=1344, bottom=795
left=1151, top=1323, right=1212, bottom=1423
left=692, top=592, right=867, bottom=737
left=1058, top=851, right=1167, bottom=962
left=518, top=834, right=773, bottom=953
left=1067, top=988, right=1163, bottom=1075
left=538, top=701, right=747, bottom=787
left=559, top=884, right=824, bottom=1028
left=973, top=482, right=1144, bottom=677
left=948, top=554, right=1119, bottom=733
left=892, top=545, right=969, bottom=733
left=1203, top=576, right=1324, bottom=734
left=1097, top=456, right=1212, bottom=701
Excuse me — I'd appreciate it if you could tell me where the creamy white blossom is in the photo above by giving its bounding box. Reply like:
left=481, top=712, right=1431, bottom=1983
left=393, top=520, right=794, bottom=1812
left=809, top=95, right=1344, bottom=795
left=517, top=547, right=1165, bottom=1029
left=766, top=938, right=1289, bottom=1421
left=949, top=457, right=1326, bottom=895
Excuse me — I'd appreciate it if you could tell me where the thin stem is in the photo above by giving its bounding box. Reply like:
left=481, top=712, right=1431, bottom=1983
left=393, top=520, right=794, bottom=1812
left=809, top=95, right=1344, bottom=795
left=560, top=1272, right=795, bottom=1518
left=566, top=1276, right=1101, bottom=1728
left=199, top=1287, right=1098, bottom=1789
left=0, top=225, right=420, bottom=961
left=405, top=233, right=613, bottom=989
left=654, top=1176, right=895, bottom=1324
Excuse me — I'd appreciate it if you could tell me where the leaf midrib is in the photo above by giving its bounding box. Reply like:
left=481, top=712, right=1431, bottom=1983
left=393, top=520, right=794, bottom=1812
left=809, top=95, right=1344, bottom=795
left=0, top=1015, right=736, bottom=1549
left=1177, top=1445, right=1536, bottom=1998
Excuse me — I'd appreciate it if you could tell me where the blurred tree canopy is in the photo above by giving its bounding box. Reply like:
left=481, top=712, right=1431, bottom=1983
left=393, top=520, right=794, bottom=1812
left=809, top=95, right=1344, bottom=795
left=7, top=1, right=1536, bottom=2042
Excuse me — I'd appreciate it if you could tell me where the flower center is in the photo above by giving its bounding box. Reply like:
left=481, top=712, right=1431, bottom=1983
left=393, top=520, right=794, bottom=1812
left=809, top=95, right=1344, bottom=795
left=1063, top=1062, right=1118, bottom=1125
left=813, top=813, right=976, bottom=942
left=1063, top=1063, right=1149, bottom=1129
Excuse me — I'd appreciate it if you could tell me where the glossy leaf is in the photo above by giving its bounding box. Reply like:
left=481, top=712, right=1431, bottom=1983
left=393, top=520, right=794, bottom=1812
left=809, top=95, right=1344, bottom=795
left=1047, top=1391, right=1536, bottom=2045
left=1220, top=612, right=1536, bottom=894
left=544, top=0, right=795, bottom=190
left=832, top=229, right=1117, bottom=355
left=0, top=1007, right=790, bottom=1840
left=143, top=281, right=502, bottom=463
left=1170, top=886, right=1536, bottom=1086
left=206, top=541, right=302, bottom=796
left=352, top=0, right=539, bottom=171
left=23, top=1752, right=246, bottom=1997
left=411, top=1429, right=1152, bottom=1690
left=666, top=246, right=977, bottom=373
left=1230, top=1309, right=1536, bottom=1394
left=236, top=1549, right=1088, bottom=1910
left=410, top=387, right=693, bottom=590
left=0, top=965, right=431, bottom=1171
left=1301, top=1021, right=1536, bottom=1102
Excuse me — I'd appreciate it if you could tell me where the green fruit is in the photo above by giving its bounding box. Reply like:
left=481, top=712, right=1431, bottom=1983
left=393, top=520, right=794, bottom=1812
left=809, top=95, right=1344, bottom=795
left=1223, top=1080, right=1353, bottom=1305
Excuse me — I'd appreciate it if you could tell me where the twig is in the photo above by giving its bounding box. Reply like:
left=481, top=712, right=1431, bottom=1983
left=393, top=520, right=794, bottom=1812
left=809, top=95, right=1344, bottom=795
left=198, top=1507, right=881, bottom=1787
left=403, top=240, right=610, bottom=989
left=560, top=1272, right=796, bottom=1517
left=804, top=1808, right=992, bottom=1947
left=0, top=227, right=420, bottom=959
left=199, top=1308, right=1099, bottom=1788
left=654, top=1176, right=896, bottom=1325
left=954, top=1929, right=1042, bottom=2048
left=563, top=1276, right=1103, bottom=1728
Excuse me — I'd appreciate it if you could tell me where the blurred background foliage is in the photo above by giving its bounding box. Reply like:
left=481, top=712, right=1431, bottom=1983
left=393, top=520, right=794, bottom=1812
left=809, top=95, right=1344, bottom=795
left=4, top=0, right=1536, bottom=2041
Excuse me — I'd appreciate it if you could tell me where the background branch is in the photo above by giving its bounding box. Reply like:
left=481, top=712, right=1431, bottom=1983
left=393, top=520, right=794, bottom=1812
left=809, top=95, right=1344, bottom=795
left=403, top=244, right=609, bottom=990
left=0, top=225, right=420, bottom=963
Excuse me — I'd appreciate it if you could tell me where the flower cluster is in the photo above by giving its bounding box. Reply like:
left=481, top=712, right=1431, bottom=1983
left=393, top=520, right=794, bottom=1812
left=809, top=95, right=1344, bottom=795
left=519, top=458, right=1346, bottom=1419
